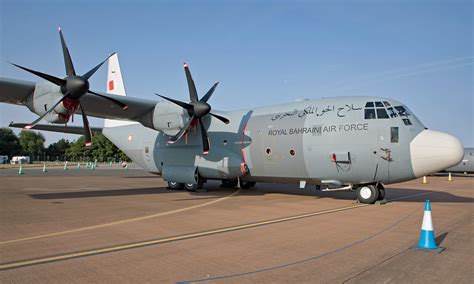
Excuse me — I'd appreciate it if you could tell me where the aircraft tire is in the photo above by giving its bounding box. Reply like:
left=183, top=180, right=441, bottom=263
left=185, top=177, right=204, bottom=192
left=377, top=183, right=386, bottom=200
left=168, top=181, right=184, bottom=190
left=241, top=181, right=256, bottom=189
left=356, top=185, right=379, bottom=204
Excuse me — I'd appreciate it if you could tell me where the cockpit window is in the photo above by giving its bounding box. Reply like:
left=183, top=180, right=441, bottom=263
left=383, top=101, right=391, bottom=107
left=386, top=107, right=398, bottom=118
left=395, top=106, right=410, bottom=117
left=365, top=109, right=376, bottom=119
left=365, top=102, right=374, bottom=108
left=376, top=108, right=389, bottom=119
left=375, top=101, right=384, bottom=107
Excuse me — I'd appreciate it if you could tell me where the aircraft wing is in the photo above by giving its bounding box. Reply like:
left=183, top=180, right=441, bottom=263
left=78, top=91, right=156, bottom=120
left=0, top=77, right=36, bottom=105
left=9, top=122, right=102, bottom=134
left=0, top=77, right=157, bottom=120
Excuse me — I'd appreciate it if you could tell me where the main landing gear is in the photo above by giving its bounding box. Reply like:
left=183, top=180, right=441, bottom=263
left=355, top=183, right=386, bottom=204
left=167, top=181, right=184, bottom=190
left=167, top=176, right=205, bottom=192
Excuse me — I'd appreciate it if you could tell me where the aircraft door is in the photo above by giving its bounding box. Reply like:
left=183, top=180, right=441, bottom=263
left=376, top=126, right=399, bottom=182
left=142, top=139, right=158, bottom=172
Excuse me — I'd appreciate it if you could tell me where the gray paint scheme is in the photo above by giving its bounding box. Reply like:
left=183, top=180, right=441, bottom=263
left=444, top=148, right=474, bottom=173
left=0, top=77, right=156, bottom=121
left=2, top=75, right=463, bottom=189
left=103, top=96, right=425, bottom=187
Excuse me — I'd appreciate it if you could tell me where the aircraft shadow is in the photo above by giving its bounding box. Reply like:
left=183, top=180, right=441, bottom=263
left=193, top=182, right=474, bottom=204
left=29, top=187, right=173, bottom=199
left=28, top=181, right=473, bottom=204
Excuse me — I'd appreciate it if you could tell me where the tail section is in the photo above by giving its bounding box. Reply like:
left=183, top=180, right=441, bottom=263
left=107, top=53, right=126, bottom=96
left=104, top=54, right=134, bottom=128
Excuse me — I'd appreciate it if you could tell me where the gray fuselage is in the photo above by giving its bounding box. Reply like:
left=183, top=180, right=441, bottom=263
left=104, top=96, right=462, bottom=187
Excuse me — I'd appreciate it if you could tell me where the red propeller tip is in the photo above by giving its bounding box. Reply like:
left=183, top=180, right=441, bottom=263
left=203, top=151, right=209, bottom=156
left=85, top=142, right=92, bottom=147
left=122, top=105, right=129, bottom=110
left=24, top=125, right=32, bottom=130
left=58, top=26, right=61, bottom=31
left=183, top=63, right=188, bottom=68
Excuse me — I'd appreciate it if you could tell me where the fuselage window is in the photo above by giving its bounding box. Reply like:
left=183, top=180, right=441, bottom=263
left=387, top=107, right=398, bottom=118
left=365, top=102, right=374, bottom=108
left=402, top=118, right=412, bottom=125
left=376, top=108, right=389, bottom=119
left=365, top=109, right=376, bottom=119
left=391, top=127, right=399, bottom=143
left=375, top=101, right=384, bottom=107
left=145, top=147, right=149, bottom=154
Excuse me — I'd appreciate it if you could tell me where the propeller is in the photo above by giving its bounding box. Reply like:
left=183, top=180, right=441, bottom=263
left=157, top=63, right=229, bottom=155
left=11, top=27, right=127, bottom=147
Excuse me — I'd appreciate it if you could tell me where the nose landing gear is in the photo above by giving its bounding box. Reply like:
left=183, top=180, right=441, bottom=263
left=355, top=183, right=386, bottom=204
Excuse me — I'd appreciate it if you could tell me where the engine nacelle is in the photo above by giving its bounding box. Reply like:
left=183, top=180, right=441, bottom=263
left=24, top=82, right=74, bottom=124
left=138, top=101, right=188, bottom=136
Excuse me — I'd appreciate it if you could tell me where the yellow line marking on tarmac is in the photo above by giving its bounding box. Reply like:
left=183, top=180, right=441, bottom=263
left=0, top=189, right=241, bottom=245
left=0, top=203, right=368, bottom=270
left=2, top=184, right=465, bottom=270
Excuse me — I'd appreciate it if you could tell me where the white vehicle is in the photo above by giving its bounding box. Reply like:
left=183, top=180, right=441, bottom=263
left=10, top=156, right=30, bottom=164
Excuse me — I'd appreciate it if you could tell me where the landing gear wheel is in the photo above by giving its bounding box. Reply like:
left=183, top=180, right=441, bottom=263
left=241, top=181, right=256, bottom=189
left=356, top=184, right=379, bottom=204
left=221, top=179, right=238, bottom=188
left=377, top=183, right=386, bottom=200
left=167, top=181, right=184, bottom=190
left=185, top=176, right=205, bottom=192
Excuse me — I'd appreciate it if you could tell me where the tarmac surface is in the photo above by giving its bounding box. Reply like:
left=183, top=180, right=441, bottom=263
left=0, top=165, right=472, bottom=283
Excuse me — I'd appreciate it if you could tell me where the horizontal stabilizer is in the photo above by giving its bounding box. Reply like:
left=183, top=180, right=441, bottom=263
left=9, top=122, right=102, bottom=135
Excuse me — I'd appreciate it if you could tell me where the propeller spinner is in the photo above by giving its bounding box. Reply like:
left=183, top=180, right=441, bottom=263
left=158, top=63, right=229, bottom=155
left=11, top=27, right=128, bottom=147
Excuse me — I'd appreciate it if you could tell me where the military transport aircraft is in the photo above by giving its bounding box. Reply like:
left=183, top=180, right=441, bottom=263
left=1, top=30, right=464, bottom=204
left=444, top=148, right=473, bottom=174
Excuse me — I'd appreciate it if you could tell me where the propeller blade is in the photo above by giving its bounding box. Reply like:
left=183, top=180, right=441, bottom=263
left=210, top=112, right=230, bottom=124
left=80, top=102, right=92, bottom=147
left=184, top=63, right=198, bottom=102
left=198, top=118, right=210, bottom=155
left=88, top=91, right=128, bottom=110
left=24, top=96, right=67, bottom=129
left=58, top=27, right=76, bottom=76
left=169, top=115, right=195, bottom=143
left=82, top=52, right=116, bottom=80
left=157, top=94, right=193, bottom=110
left=10, top=63, right=66, bottom=86
left=200, top=82, right=219, bottom=103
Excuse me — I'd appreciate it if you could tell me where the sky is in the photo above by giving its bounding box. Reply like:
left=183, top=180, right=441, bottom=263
left=0, top=0, right=472, bottom=146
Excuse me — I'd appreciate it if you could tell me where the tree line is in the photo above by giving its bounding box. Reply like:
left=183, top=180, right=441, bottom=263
left=0, top=128, right=129, bottom=162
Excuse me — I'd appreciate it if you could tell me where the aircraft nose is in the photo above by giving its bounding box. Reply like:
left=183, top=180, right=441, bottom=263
left=410, top=130, right=464, bottom=178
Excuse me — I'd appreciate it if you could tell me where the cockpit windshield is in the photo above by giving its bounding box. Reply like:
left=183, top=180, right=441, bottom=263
left=363, top=101, right=422, bottom=127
